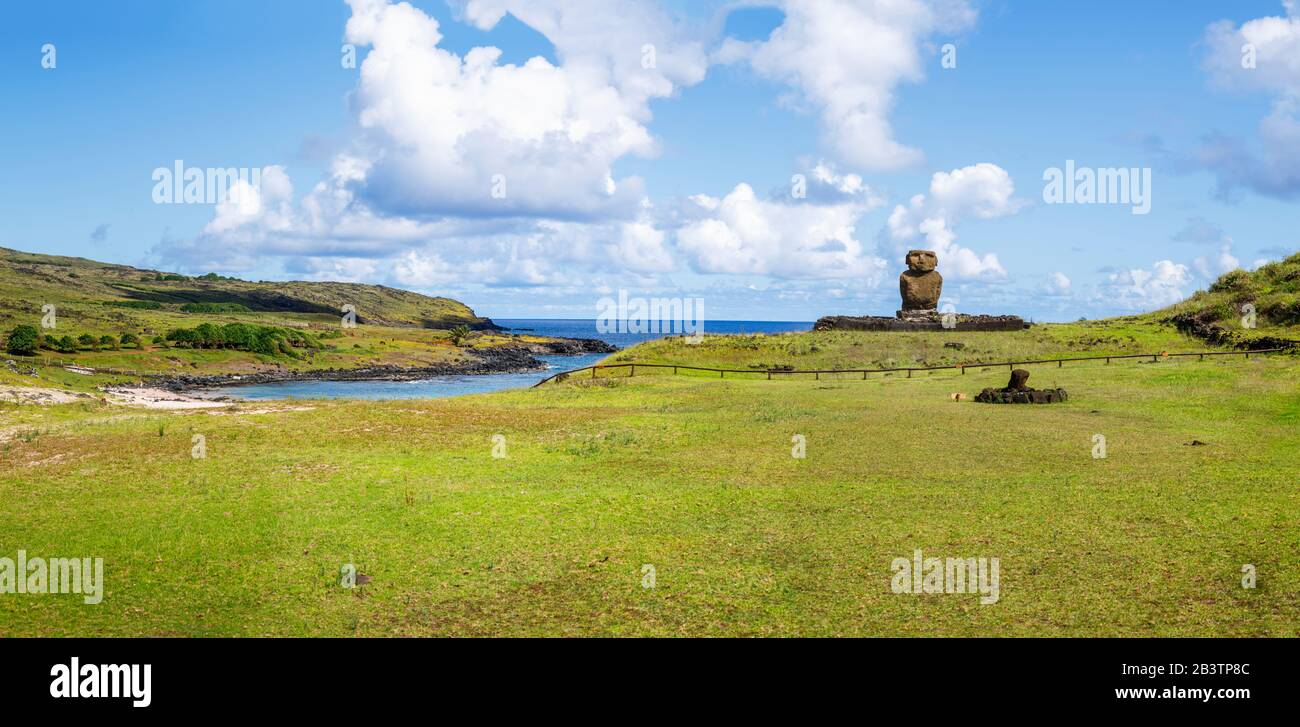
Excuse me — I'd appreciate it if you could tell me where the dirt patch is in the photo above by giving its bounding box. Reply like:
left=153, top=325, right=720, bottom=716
left=0, top=385, right=97, bottom=406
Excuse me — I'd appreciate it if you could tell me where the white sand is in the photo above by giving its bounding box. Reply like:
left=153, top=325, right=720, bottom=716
left=103, top=387, right=231, bottom=410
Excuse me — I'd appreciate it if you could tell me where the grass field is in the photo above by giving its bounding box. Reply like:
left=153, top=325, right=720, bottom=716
left=2, top=343, right=1296, bottom=636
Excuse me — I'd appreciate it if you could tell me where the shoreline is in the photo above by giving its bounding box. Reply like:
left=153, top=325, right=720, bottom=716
left=142, top=338, right=616, bottom=392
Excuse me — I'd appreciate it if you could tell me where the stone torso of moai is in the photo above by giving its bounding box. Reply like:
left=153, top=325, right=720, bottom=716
left=897, top=249, right=942, bottom=319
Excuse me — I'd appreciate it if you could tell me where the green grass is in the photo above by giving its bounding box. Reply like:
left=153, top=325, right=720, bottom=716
left=2, top=351, right=1295, bottom=636
left=602, top=318, right=1231, bottom=374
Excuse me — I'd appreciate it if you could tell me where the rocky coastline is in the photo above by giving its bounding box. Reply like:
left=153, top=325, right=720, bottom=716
left=144, top=337, right=616, bottom=391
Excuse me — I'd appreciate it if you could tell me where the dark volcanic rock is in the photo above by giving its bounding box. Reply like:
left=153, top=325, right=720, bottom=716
left=813, top=313, right=1027, bottom=332
left=975, top=369, right=1067, bottom=404
left=1168, top=310, right=1298, bottom=351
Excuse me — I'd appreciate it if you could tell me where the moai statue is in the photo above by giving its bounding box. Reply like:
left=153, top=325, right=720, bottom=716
left=898, top=249, right=942, bottom=318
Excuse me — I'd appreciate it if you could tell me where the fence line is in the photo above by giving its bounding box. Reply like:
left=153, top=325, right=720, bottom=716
left=28, top=357, right=144, bottom=377
left=532, top=347, right=1293, bottom=387
left=20, top=347, right=1294, bottom=385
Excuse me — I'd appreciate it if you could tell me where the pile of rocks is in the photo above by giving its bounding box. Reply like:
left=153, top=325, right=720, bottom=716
left=975, top=369, right=1068, bottom=404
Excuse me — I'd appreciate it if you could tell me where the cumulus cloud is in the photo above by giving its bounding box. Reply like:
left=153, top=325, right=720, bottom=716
left=339, top=0, right=712, bottom=220
left=154, top=0, right=707, bottom=284
left=150, top=0, right=989, bottom=302
left=883, top=163, right=1020, bottom=280
left=718, top=0, right=976, bottom=171
left=1044, top=271, right=1071, bottom=296
left=1196, top=2, right=1300, bottom=199
left=676, top=167, right=886, bottom=280
left=1099, top=260, right=1192, bottom=310
left=1193, top=245, right=1241, bottom=280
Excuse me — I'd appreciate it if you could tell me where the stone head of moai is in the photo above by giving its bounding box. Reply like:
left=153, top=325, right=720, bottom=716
left=905, top=249, right=938, bottom=273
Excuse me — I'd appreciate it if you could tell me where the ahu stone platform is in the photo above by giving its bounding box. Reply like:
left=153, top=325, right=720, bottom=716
left=813, top=311, right=1028, bottom=332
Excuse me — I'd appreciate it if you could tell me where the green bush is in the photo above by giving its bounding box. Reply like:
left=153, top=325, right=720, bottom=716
left=5, top=324, right=40, bottom=355
left=1208, top=269, right=1251, bottom=294
left=165, top=323, right=321, bottom=357
left=179, top=302, right=251, bottom=314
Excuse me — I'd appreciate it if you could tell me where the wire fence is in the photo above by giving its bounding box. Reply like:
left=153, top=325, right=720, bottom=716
left=19, top=347, right=1295, bottom=386
left=533, top=347, right=1294, bottom=387
left=28, top=357, right=145, bottom=377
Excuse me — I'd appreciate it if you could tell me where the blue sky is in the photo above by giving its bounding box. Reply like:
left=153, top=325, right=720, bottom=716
left=2, top=0, right=1298, bottom=321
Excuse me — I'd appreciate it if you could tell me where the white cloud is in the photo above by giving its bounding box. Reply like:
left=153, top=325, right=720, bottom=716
left=1193, top=245, right=1241, bottom=279
left=340, top=0, right=708, bottom=220
left=1045, top=271, right=1071, bottom=296
left=1197, top=2, right=1300, bottom=199
left=676, top=171, right=886, bottom=280
left=1100, top=260, right=1192, bottom=310
left=883, top=163, right=1019, bottom=280
left=719, top=0, right=976, bottom=171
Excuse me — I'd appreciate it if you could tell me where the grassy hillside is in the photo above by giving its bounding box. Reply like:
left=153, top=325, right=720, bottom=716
left=1161, top=250, right=1300, bottom=348
left=0, top=246, right=488, bottom=329
left=0, top=247, right=568, bottom=383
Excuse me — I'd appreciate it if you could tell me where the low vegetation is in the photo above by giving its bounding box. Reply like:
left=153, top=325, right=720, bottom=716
left=1, top=351, right=1295, bottom=636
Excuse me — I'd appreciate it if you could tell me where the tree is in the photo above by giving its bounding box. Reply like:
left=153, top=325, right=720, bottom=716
left=57, top=335, right=77, bottom=353
left=120, top=332, right=140, bottom=349
left=100, top=334, right=119, bottom=350
left=78, top=333, right=97, bottom=351
left=5, top=325, right=39, bottom=356
left=449, top=324, right=472, bottom=346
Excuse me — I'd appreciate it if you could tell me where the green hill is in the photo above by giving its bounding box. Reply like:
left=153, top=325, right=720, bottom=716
left=0, top=247, right=575, bottom=385
left=1160, top=250, right=1300, bottom=349
left=0, top=246, right=493, bottom=331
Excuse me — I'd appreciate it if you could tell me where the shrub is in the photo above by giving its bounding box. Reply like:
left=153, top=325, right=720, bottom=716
left=120, top=332, right=140, bottom=348
left=165, top=323, right=321, bottom=357
left=449, top=324, right=472, bottom=346
left=1208, top=269, right=1252, bottom=294
left=77, top=333, right=97, bottom=350
left=100, top=335, right=119, bottom=350
left=179, top=302, right=251, bottom=314
left=5, top=325, right=40, bottom=355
